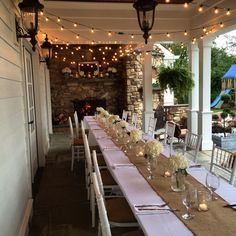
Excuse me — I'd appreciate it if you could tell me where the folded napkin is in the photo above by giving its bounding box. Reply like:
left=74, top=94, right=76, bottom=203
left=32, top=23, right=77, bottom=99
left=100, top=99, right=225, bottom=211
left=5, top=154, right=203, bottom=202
left=102, top=146, right=120, bottom=151
left=134, top=204, right=171, bottom=215
left=112, top=163, right=135, bottom=169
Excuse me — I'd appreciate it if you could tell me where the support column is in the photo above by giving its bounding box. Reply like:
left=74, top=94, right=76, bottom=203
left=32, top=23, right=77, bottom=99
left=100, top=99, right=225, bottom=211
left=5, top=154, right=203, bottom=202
left=142, top=49, right=154, bottom=133
left=198, top=37, right=214, bottom=150
left=188, top=43, right=199, bottom=134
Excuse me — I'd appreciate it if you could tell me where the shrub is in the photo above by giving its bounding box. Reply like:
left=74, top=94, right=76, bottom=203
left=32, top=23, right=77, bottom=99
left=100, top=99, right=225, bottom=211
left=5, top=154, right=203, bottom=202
left=229, top=100, right=235, bottom=107
left=221, top=94, right=231, bottom=103
left=212, top=114, right=219, bottom=121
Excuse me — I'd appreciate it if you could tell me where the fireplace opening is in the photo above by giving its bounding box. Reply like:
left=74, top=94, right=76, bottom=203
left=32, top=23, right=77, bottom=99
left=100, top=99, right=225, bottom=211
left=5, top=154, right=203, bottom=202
left=72, top=98, right=106, bottom=121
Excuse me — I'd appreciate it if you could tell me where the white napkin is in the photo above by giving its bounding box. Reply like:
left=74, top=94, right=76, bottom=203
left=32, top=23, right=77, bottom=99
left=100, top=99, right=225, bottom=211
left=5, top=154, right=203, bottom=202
left=134, top=204, right=171, bottom=215
left=112, top=163, right=135, bottom=169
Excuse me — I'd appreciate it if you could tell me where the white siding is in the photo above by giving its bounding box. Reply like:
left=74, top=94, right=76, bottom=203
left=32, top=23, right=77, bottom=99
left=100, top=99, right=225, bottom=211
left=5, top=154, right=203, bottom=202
left=0, top=0, right=34, bottom=235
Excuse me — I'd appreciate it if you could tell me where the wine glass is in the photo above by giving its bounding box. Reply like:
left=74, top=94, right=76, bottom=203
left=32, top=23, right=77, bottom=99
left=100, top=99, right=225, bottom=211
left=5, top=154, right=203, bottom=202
left=205, top=172, right=220, bottom=200
left=181, top=188, right=197, bottom=220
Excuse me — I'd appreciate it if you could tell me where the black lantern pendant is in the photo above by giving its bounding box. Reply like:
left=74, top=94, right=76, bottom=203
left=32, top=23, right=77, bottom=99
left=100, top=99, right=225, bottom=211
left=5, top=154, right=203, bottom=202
left=133, top=0, right=158, bottom=44
left=17, top=0, right=44, bottom=51
left=41, top=34, right=52, bottom=67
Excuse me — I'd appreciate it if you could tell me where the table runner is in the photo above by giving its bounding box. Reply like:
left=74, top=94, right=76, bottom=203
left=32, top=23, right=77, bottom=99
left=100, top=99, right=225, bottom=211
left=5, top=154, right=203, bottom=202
left=112, top=139, right=236, bottom=236
left=85, top=117, right=236, bottom=236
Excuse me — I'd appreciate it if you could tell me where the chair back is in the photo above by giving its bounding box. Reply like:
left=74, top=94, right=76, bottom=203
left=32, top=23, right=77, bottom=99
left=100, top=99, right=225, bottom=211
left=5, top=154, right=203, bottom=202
left=92, top=173, right=112, bottom=236
left=81, top=120, right=86, bottom=140
left=68, top=116, right=74, bottom=141
left=122, top=110, right=128, bottom=121
left=84, top=134, right=93, bottom=182
left=210, top=145, right=236, bottom=185
left=183, top=131, right=202, bottom=162
left=92, top=150, right=105, bottom=196
left=163, top=121, right=176, bottom=155
left=147, top=117, right=157, bottom=137
left=131, top=113, right=138, bottom=128
left=74, top=111, right=79, bottom=138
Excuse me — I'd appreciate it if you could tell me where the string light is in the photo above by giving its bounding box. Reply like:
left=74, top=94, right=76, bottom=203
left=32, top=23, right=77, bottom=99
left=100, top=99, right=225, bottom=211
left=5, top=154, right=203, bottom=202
left=184, top=30, right=188, bottom=36
left=57, top=17, right=61, bottom=22
left=61, top=26, right=64, bottom=31
left=220, top=22, right=224, bottom=28
left=76, top=34, right=79, bottom=39
left=91, top=28, right=94, bottom=33
left=214, top=7, right=219, bottom=14
left=131, top=34, right=134, bottom=39
left=74, top=23, right=77, bottom=27
left=166, top=32, right=170, bottom=38
left=226, top=9, right=231, bottom=16
left=184, top=3, right=188, bottom=8
left=108, top=31, right=112, bottom=36
left=45, top=17, right=49, bottom=21
left=165, top=0, right=170, bottom=3
left=198, top=5, right=203, bottom=12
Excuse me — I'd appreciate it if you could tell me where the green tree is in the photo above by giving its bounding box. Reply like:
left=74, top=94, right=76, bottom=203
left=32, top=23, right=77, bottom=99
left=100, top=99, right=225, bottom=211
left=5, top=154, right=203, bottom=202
left=211, top=45, right=236, bottom=101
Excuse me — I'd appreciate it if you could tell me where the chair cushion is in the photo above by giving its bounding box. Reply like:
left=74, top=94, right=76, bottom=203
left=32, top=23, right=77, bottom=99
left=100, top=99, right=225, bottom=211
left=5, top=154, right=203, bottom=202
left=120, top=230, right=144, bottom=236
left=106, top=198, right=137, bottom=223
left=101, top=169, right=116, bottom=186
left=73, top=137, right=83, bottom=146
left=97, top=154, right=106, bottom=166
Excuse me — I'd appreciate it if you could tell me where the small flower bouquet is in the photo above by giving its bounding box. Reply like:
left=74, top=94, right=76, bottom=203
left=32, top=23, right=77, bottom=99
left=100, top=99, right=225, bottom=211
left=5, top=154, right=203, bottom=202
left=130, top=129, right=141, bottom=143
left=169, top=154, right=188, bottom=175
left=62, top=67, right=71, bottom=74
left=144, top=140, right=163, bottom=159
left=117, top=120, right=128, bottom=130
left=96, top=107, right=105, bottom=114
left=108, top=115, right=120, bottom=124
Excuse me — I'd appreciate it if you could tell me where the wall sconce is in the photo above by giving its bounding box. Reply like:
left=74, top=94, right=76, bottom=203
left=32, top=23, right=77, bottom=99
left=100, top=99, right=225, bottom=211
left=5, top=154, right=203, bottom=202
left=16, top=0, right=44, bottom=51
left=40, top=34, right=52, bottom=67
left=133, top=0, right=158, bottom=44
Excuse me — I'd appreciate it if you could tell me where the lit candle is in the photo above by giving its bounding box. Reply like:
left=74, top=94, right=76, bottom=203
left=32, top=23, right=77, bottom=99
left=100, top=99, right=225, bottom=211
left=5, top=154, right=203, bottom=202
left=138, top=151, right=144, bottom=156
left=198, top=203, right=208, bottom=211
left=164, top=171, right=171, bottom=177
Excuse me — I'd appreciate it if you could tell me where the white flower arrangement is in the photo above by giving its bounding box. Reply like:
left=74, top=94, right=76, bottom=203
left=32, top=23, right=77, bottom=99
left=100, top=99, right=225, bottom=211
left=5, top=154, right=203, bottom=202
left=130, top=129, right=141, bottom=143
left=112, top=67, right=117, bottom=73
left=107, top=67, right=113, bottom=72
left=62, top=67, right=71, bottom=74
left=96, top=107, right=105, bottom=114
left=117, top=120, right=128, bottom=129
left=79, top=71, right=85, bottom=77
left=108, top=115, right=120, bottom=124
left=144, top=140, right=163, bottom=159
left=101, top=110, right=109, bottom=118
left=169, top=154, right=188, bottom=173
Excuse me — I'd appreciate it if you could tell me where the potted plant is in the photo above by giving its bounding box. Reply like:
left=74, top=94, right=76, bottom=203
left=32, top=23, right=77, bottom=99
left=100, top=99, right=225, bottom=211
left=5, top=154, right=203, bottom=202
left=212, top=108, right=236, bottom=149
left=158, top=64, right=194, bottom=98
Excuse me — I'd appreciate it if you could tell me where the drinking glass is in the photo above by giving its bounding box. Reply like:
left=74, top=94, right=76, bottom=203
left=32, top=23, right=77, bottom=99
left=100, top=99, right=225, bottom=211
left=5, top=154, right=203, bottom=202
left=205, top=172, right=220, bottom=200
left=181, top=188, right=197, bottom=220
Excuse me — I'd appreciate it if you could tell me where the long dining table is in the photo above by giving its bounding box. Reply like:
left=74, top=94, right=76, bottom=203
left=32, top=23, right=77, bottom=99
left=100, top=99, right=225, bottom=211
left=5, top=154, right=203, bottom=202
left=84, top=116, right=236, bottom=236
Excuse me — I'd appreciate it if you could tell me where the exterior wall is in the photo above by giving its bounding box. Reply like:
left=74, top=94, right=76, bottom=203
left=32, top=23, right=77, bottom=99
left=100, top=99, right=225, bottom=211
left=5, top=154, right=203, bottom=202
left=0, top=1, right=31, bottom=235
left=0, top=0, right=50, bottom=235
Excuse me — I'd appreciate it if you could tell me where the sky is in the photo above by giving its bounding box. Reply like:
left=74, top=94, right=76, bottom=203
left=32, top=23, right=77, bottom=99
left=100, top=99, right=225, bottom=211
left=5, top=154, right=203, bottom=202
left=214, top=30, right=236, bottom=54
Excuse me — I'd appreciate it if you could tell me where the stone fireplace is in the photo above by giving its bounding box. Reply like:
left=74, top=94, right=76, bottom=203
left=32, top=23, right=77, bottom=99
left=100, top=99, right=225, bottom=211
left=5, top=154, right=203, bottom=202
left=72, top=97, right=106, bottom=121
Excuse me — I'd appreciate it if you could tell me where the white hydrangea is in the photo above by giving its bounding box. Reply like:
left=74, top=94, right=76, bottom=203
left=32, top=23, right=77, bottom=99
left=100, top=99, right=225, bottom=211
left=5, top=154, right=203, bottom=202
left=96, top=107, right=105, bottom=113
left=169, top=154, right=188, bottom=173
left=117, top=120, right=128, bottom=129
left=108, top=115, right=120, bottom=124
left=144, top=140, right=163, bottom=159
left=130, top=129, right=141, bottom=143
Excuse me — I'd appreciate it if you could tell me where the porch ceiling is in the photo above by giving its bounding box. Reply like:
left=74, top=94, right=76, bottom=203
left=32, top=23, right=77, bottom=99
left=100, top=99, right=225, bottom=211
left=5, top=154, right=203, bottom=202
left=39, top=0, right=236, bottom=46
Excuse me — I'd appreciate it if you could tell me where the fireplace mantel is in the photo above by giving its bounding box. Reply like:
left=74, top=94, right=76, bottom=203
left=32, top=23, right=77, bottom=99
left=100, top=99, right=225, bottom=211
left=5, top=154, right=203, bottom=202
left=65, top=78, right=121, bottom=83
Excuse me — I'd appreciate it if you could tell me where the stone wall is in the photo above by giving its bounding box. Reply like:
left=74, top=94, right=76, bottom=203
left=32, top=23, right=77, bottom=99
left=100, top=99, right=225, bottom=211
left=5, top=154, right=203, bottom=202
left=49, top=44, right=126, bottom=123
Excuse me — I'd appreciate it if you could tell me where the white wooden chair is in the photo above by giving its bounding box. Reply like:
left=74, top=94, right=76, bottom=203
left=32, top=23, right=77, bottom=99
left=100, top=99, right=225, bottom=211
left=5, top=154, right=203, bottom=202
left=163, top=121, right=176, bottom=155
left=182, top=131, right=202, bottom=163
left=84, top=134, right=117, bottom=227
left=122, top=110, right=128, bottom=121
left=68, top=116, right=84, bottom=171
left=92, top=173, right=139, bottom=236
left=74, top=111, right=79, bottom=138
left=91, top=150, right=121, bottom=227
left=210, top=145, right=236, bottom=185
left=147, top=117, right=157, bottom=138
left=131, top=113, right=138, bottom=128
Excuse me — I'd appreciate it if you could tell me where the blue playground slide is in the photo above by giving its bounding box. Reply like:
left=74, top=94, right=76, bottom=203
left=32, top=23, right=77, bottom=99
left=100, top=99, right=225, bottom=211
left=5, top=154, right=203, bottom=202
left=210, top=88, right=231, bottom=108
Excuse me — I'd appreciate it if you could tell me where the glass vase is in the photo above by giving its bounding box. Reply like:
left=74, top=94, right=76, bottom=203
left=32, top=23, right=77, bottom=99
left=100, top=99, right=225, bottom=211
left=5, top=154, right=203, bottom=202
left=171, top=171, right=186, bottom=192
left=146, top=156, right=158, bottom=180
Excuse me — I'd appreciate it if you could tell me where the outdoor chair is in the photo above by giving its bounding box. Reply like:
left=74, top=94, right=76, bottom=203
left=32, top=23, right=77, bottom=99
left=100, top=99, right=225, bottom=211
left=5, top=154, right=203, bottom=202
left=122, top=110, right=128, bottom=121
left=210, top=145, right=236, bottom=185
